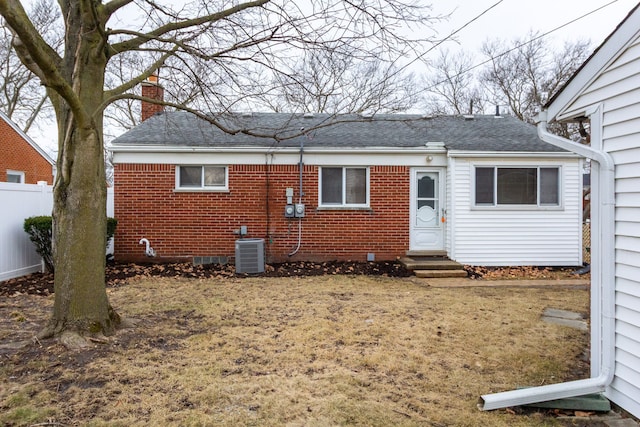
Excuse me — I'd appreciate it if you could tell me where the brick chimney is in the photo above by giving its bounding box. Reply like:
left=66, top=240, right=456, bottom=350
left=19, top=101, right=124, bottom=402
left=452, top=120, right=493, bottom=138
left=141, top=73, right=164, bottom=121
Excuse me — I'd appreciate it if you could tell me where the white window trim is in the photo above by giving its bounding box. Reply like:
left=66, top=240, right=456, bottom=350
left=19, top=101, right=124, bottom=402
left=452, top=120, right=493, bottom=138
left=471, top=165, right=564, bottom=210
left=174, top=165, right=229, bottom=192
left=6, top=170, right=25, bottom=184
left=318, top=166, right=370, bottom=208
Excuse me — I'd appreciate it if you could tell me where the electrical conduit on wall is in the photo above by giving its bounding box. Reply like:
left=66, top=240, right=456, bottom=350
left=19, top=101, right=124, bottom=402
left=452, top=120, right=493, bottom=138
left=288, top=131, right=305, bottom=257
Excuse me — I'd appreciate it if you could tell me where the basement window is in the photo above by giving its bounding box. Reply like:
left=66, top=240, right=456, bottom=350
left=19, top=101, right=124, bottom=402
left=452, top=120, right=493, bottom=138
left=319, top=167, right=369, bottom=207
left=6, top=170, right=25, bottom=183
left=474, top=166, right=560, bottom=207
left=176, top=166, right=227, bottom=191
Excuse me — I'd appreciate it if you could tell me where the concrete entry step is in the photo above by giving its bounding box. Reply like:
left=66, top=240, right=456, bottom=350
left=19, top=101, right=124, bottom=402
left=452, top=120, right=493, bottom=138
left=405, top=250, right=448, bottom=258
left=399, top=254, right=467, bottom=278
left=399, top=257, right=465, bottom=271
left=414, top=269, right=469, bottom=278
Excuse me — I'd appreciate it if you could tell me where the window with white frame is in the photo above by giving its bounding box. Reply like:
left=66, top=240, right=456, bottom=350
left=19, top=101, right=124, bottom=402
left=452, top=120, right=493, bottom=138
left=474, top=166, right=560, bottom=207
left=6, top=170, right=25, bottom=183
left=176, top=166, right=227, bottom=190
left=320, top=167, right=369, bottom=206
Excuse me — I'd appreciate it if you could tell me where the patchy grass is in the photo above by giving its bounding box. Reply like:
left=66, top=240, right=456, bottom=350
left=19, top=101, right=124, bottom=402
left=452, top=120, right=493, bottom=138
left=1, top=276, right=589, bottom=426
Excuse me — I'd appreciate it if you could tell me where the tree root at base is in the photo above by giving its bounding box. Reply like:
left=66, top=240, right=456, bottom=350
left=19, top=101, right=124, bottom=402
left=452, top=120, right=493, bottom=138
left=34, top=308, right=126, bottom=350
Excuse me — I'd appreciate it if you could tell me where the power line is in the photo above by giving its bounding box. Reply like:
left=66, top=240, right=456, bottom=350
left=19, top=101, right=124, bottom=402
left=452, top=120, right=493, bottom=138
left=398, top=0, right=506, bottom=73
left=417, top=0, right=622, bottom=97
left=382, top=0, right=506, bottom=85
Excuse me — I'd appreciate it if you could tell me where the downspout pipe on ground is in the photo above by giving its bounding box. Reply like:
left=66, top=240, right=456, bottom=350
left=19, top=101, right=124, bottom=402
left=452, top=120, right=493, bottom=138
left=480, top=108, right=616, bottom=411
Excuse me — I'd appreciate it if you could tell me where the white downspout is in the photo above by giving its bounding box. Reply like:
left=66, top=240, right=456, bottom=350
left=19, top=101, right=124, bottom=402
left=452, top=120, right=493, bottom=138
left=480, top=107, right=616, bottom=410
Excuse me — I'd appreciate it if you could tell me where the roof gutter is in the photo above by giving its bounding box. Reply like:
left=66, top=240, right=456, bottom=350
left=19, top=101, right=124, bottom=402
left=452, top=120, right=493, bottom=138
left=446, top=150, right=580, bottom=159
left=480, top=106, right=616, bottom=410
left=108, top=145, right=433, bottom=155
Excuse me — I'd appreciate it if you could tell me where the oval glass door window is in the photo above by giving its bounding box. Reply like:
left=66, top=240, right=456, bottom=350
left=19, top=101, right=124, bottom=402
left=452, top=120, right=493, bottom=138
left=417, top=205, right=437, bottom=227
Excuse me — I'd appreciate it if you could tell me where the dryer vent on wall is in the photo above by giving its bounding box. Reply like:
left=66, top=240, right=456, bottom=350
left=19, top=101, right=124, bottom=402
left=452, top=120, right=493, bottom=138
left=235, top=238, right=265, bottom=274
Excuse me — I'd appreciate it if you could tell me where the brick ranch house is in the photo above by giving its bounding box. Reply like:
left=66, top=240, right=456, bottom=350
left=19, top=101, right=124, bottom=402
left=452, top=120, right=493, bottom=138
left=111, top=90, right=585, bottom=266
left=0, top=110, right=55, bottom=184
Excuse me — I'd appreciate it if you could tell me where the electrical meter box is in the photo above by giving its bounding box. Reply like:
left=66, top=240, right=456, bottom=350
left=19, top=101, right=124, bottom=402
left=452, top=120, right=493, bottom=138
left=284, top=204, right=295, bottom=218
left=294, top=204, right=305, bottom=218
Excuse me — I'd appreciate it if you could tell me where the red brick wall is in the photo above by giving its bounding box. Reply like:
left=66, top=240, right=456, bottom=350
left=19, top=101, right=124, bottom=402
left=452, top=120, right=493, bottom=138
left=0, top=118, right=53, bottom=184
left=141, top=82, right=164, bottom=121
left=114, top=163, right=409, bottom=263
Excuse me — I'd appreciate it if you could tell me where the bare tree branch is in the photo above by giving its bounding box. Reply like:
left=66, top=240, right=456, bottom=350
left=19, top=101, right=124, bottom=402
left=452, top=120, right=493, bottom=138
left=103, top=0, right=135, bottom=18
left=480, top=32, right=591, bottom=127
left=421, top=49, right=485, bottom=115
left=109, top=0, right=270, bottom=55
left=103, top=48, right=176, bottom=101
left=0, top=1, right=63, bottom=86
left=0, top=0, right=59, bottom=133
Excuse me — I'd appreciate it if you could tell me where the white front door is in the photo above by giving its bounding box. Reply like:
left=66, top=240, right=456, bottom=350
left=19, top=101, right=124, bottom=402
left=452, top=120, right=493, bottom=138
left=410, top=168, right=445, bottom=251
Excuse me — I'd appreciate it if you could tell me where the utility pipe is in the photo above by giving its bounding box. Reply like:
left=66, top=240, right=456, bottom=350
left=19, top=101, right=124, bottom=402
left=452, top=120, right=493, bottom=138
left=288, top=130, right=305, bottom=257
left=139, top=238, right=156, bottom=257
left=480, top=107, right=616, bottom=410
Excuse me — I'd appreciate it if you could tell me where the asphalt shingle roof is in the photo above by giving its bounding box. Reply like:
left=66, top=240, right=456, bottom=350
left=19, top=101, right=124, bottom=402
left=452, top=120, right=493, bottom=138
left=111, top=112, right=566, bottom=152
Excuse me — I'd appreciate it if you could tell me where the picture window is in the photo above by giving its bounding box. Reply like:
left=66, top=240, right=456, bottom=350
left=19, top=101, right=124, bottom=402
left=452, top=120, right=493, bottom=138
left=475, top=166, right=560, bottom=207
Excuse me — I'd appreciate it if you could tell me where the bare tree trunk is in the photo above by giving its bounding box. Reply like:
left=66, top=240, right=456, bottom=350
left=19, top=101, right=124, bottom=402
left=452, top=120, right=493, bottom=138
left=42, top=121, right=120, bottom=338
left=38, top=2, right=120, bottom=339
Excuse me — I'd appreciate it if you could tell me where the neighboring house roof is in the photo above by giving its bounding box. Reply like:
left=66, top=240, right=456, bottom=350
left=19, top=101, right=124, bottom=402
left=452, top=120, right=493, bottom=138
left=111, top=112, right=567, bottom=153
left=0, top=109, right=55, bottom=165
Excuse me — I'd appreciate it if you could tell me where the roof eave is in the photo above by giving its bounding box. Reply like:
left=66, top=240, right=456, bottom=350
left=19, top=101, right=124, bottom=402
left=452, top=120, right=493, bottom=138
left=108, top=145, right=434, bottom=154
left=447, top=150, right=581, bottom=158
left=545, top=4, right=640, bottom=122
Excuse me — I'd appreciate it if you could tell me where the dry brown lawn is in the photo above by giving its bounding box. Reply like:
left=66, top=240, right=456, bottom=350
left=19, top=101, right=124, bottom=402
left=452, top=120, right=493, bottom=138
left=1, top=275, right=589, bottom=426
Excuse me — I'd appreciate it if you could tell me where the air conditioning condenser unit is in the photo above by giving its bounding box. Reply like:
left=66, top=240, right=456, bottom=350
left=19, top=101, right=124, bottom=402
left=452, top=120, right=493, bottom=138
left=235, top=238, right=265, bottom=274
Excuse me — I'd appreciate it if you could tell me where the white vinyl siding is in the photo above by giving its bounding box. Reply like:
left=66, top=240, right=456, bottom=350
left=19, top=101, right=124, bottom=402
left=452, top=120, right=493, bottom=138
left=560, top=37, right=640, bottom=119
left=565, top=32, right=640, bottom=418
left=445, top=159, right=453, bottom=255
left=448, top=157, right=582, bottom=266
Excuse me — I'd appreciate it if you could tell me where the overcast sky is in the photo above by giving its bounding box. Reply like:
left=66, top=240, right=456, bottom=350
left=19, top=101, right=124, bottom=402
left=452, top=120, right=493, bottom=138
left=431, top=0, right=638, bottom=52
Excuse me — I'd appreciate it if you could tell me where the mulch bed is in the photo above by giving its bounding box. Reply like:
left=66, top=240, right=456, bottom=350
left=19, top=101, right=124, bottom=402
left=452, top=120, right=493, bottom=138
left=0, top=261, right=588, bottom=298
left=0, top=260, right=413, bottom=297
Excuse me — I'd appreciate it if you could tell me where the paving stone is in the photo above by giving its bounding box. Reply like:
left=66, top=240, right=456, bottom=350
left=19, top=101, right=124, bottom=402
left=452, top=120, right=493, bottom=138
left=542, top=316, right=588, bottom=331
left=414, top=269, right=468, bottom=278
left=603, top=419, right=640, bottom=427
left=543, top=308, right=585, bottom=320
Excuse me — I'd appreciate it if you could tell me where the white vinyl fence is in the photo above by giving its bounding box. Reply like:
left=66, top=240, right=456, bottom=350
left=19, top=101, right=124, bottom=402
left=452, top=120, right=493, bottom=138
left=0, top=182, right=114, bottom=281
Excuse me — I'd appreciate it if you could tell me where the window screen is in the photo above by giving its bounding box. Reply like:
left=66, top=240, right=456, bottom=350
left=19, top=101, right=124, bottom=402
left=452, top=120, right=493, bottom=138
left=475, top=166, right=560, bottom=207
left=321, top=167, right=368, bottom=206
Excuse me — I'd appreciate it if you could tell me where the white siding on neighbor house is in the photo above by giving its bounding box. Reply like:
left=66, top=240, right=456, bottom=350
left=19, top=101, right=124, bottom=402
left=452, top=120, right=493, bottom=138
left=445, top=158, right=454, bottom=255
left=564, top=31, right=640, bottom=419
left=558, top=37, right=640, bottom=120
left=608, top=123, right=640, bottom=418
left=448, top=157, right=583, bottom=266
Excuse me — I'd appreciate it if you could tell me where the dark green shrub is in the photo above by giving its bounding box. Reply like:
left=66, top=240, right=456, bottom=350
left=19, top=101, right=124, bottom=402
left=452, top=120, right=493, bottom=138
left=23, top=216, right=54, bottom=272
left=107, top=217, right=118, bottom=243
left=23, top=216, right=118, bottom=273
